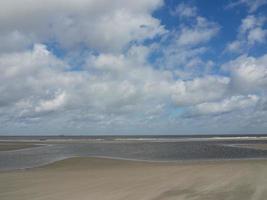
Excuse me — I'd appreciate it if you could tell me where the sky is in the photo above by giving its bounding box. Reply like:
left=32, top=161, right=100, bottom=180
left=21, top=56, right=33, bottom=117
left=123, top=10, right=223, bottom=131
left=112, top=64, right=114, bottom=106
left=0, top=0, right=267, bottom=135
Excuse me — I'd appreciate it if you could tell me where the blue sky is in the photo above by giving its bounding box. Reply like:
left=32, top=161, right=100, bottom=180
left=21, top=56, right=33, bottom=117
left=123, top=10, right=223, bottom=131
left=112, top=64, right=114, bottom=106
left=0, top=0, right=267, bottom=135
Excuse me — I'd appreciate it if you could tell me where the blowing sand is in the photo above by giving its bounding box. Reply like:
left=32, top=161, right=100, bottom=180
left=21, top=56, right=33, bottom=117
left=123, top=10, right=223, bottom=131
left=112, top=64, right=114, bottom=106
left=1, top=157, right=267, bottom=200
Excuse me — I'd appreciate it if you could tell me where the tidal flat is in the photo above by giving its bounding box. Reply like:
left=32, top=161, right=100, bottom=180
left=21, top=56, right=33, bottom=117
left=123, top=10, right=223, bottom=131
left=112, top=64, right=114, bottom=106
left=1, top=137, right=267, bottom=200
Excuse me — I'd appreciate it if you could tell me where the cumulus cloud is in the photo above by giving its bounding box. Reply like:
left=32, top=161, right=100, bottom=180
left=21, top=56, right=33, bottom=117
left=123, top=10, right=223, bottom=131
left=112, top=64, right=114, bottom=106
left=240, top=15, right=267, bottom=45
left=0, top=0, right=165, bottom=52
left=0, top=0, right=267, bottom=134
left=177, top=17, right=220, bottom=46
left=240, top=15, right=265, bottom=32
left=187, top=95, right=259, bottom=116
left=0, top=43, right=266, bottom=134
left=0, top=44, right=171, bottom=130
left=156, top=12, right=219, bottom=79
left=222, top=54, right=267, bottom=93
left=0, top=42, right=232, bottom=132
left=226, top=15, right=267, bottom=53
left=247, top=27, right=267, bottom=44
left=0, top=44, right=66, bottom=107
left=171, top=76, right=230, bottom=106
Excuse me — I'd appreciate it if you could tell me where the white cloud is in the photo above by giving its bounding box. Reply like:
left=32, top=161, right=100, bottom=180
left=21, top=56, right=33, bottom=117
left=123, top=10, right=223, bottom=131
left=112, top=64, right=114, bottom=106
left=245, top=0, right=267, bottom=12
left=156, top=14, right=219, bottom=79
left=177, top=17, right=219, bottom=46
left=247, top=27, right=267, bottom=44
left=0, top=0, right=165, bottom=53
left=0, top=1, right=267, bottom=134
left=240, top=15, right=267, bottom=45
left=171, top=3, right=197, bottom=18
left=0, top=42, right=232, bottom=132
left=0, top=44, right=66, bottom=107
left=0, top=44, right=171, bottom=128
left=226, top=15, right=267, bottom=53
left=0, top=42, right=266, bottom=134
left=227, top=0, right=267, bottom=12
left=171, top=76, right=230, bottom=106
left=226, top=41, right=243, bottom=53
left=188, top=95, right=259, bottom=116
left=35, top=92, right=67, bottom=113
left=240, top=15, right=265, bottom=32
left=222, top=54, right=267, bottom=93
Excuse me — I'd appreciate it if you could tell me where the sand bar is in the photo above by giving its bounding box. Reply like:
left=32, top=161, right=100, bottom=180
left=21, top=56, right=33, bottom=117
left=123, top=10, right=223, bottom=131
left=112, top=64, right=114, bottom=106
left=0, top=142, right=41, bottom=152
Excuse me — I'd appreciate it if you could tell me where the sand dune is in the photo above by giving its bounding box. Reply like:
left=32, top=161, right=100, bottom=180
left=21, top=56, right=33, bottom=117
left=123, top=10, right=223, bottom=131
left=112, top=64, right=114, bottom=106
left=1, top=157, right=267, bottom=200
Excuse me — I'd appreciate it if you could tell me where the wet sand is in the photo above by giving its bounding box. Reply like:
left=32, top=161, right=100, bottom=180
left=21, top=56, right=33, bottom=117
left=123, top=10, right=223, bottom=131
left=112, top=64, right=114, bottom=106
left=233, top=144, right=267, bottom=150
left=0, top=142, right=40, bottom=151
left=1, top=157, right=267, bottom=200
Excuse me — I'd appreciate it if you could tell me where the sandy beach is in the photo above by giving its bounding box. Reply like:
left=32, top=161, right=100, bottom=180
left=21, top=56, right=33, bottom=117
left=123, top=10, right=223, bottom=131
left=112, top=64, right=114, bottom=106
left=1, top=157, right=267, bottom=200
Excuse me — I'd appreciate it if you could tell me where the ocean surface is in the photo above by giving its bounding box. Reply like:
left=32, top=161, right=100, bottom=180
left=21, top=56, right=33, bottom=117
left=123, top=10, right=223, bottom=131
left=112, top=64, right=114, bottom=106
left=1, top=136, right=267, bottom=171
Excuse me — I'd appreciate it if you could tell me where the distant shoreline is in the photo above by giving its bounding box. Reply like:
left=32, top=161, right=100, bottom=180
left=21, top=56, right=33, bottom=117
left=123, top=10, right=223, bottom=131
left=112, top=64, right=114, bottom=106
left=1, top=134, right=267, bottom=142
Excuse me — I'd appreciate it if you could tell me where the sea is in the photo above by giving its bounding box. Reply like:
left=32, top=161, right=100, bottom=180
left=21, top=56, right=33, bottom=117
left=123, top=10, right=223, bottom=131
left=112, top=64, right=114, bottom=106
left=1, top=135, right=267, bottom=171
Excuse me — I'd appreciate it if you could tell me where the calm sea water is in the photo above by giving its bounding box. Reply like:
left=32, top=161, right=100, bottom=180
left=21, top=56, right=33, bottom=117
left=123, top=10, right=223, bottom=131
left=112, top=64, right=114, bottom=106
left=1, top=136, right=267, bottom=171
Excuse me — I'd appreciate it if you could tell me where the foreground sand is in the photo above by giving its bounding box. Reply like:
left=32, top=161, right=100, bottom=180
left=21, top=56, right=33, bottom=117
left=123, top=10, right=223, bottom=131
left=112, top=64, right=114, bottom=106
left=1, top=157, right=267, bottom=200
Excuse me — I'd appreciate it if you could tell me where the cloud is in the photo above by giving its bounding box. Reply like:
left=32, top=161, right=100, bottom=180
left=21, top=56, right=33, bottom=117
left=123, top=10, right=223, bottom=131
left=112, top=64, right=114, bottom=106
left=177, top=17, right=220, bottom=46
left=0, top=31, right=33, bottom=53
left=187, top=95, right=259, bottom=116
left=170, top=3, right=197, bottom=18
left=171, top=76, right=230, bottom=106
left=0, top=42, right=230, bottom=132
left=240, top=15, right=265, bottom=32
left=226, top=41, right=243, bottom=53
left=247, top=27, right=267, bottom=44
left=226, top=15, right=267, bottom=53
left=222, top=54, right=267, bottom=93
left=0, top=0, right=165, bottom=53
left=0, top=44, right=66, bottom=107
left=0, top=42, right=266, bottom=134
left=155, top=13, right=219, bottom=79
left=0, top=1, right=267, bottom=134
left=226, top=0, right=267, bottom=12
left=35, top=92, right=67, bottom=113
left=0, top=44, right=172, bottom=129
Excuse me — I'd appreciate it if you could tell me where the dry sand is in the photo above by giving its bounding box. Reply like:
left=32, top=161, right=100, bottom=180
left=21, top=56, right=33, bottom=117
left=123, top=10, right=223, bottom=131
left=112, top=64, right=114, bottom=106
left=1, top=157, right=267, bottom=200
